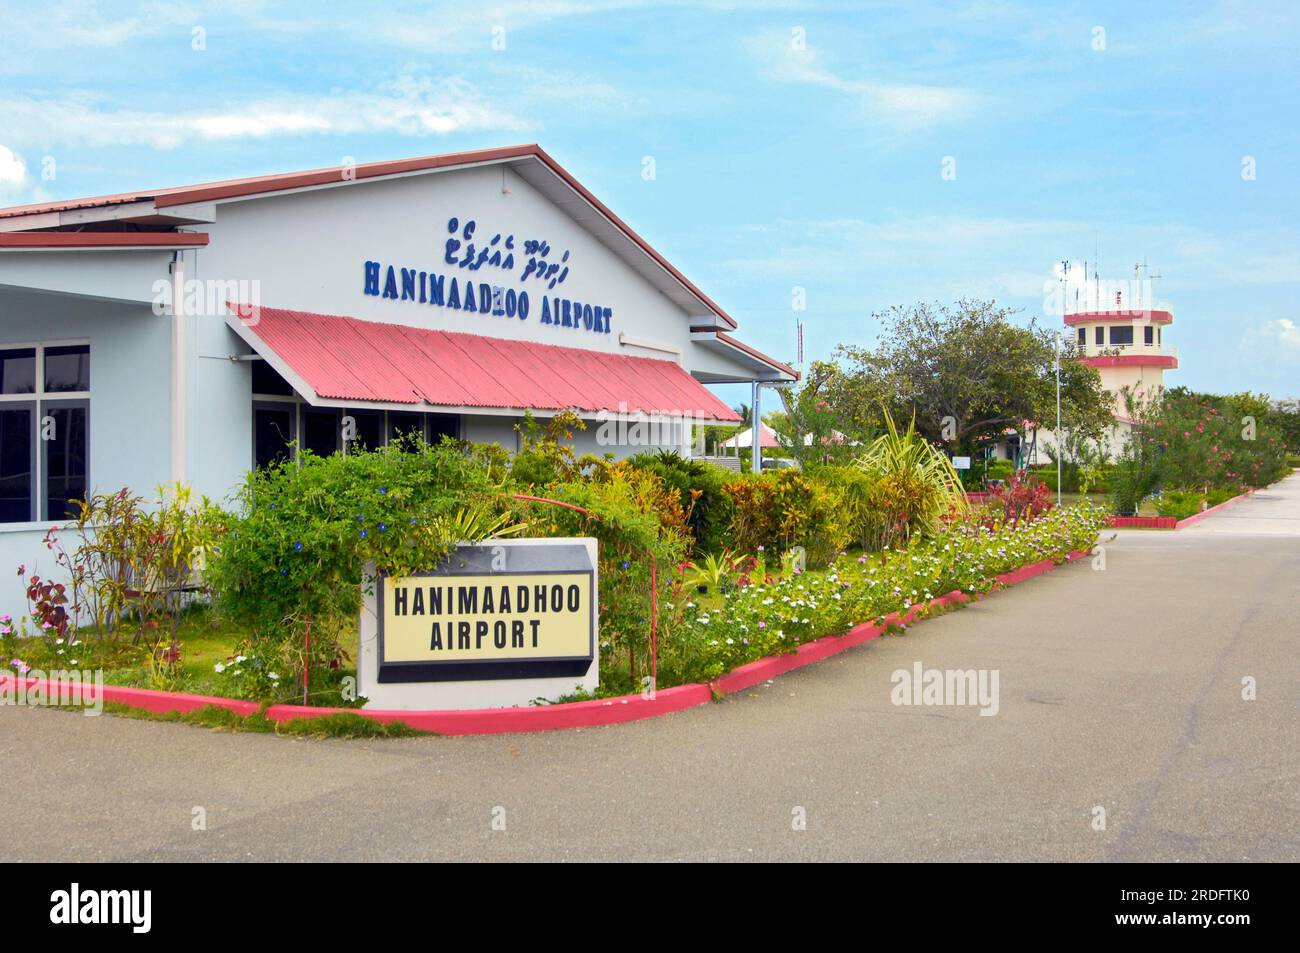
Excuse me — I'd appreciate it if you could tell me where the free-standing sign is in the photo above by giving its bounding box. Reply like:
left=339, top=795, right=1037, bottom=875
left=360, top=538, right=599, bottom=710
left=952, top=456, right=972, bottom=470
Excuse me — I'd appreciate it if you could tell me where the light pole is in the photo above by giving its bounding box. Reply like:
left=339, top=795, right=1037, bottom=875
left=1055, top=330, right=1062, bottom=507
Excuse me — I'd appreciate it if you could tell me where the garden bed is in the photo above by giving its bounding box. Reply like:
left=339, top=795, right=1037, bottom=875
left=2, top=547, right=1094, bottom=737
left=1107, top=486, right=1257, bottom=530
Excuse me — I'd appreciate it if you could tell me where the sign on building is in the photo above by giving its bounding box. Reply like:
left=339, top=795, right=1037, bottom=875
left=359, top=538, right=598, bottom=710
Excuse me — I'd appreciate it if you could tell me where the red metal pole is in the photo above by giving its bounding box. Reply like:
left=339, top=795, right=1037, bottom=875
left=302, top=617, right=311, bottom=706
left=510, top=493, right=658, bottom=687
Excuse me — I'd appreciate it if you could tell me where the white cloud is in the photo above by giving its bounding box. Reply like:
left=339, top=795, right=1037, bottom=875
left=749, top=30, right=979, bottom=126
left=1266, top=318, right=1300, bottom=349
left=0, top=145, right=26, bottom=184
left=0, top=75, right=531, bottom=150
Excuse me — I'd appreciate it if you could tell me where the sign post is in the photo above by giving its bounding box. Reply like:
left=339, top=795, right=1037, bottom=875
left=359, top=538, right=599, bottom=710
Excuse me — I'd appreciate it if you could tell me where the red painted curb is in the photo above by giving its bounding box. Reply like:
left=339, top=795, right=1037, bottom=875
left=262, top=682, right=714, bottom=735
left=2, top=551, right=1092, bottom=737
left=1174, top=487, right=1255, bottom=529
left=1106, top=487, right=1257, bottom=531
left=0, top=674, right=262, bottom=718
left=1109, top=515, right=1177, bottom=529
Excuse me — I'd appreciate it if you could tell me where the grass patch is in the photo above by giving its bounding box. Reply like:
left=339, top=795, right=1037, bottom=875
left=89, top=701, right=426, bottom=738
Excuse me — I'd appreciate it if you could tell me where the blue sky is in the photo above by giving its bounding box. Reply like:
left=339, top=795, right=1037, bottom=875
left=1, top=0, right=1297, bottom=401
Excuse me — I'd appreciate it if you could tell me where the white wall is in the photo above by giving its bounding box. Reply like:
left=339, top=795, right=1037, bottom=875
left=191, top=163, right=760, bottom=381
left=0, top=287, right=171, bottom=616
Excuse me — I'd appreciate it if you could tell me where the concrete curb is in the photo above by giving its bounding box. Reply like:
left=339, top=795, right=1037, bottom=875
left=1107, top=486, right=1256, bottom=530
left=1, top=552, right=1090, bottom=737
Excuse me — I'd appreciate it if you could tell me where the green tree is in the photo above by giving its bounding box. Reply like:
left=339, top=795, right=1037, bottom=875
left=833, top=299, right=1111, bottom=456
left=767, top=360, right=865, bottom=468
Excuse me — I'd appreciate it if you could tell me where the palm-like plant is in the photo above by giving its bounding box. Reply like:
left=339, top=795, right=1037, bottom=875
left=434, top=500, right=529, bottom=544
left=854, top=409, right=968, bottom=548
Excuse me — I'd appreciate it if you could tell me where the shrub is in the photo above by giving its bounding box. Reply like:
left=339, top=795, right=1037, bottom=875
left=722, top=469, right=830, bottom=560
left=517, top=463, right=689, bottom=695
left=988, top=470, right=1053, bottom=525
left=1133, top=388, right=1289, bottom=493
left=208, top=437, right=506, bottom=680
left=851, top=409, right=968, bottom=548
left=625, top=450, right=733, bottom=554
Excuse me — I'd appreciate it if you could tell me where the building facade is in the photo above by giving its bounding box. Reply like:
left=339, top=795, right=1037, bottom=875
left=0, top=145, right=794, bottom=614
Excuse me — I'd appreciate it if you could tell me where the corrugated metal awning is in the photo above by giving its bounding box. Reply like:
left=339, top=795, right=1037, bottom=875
left=228, top=304, right=741, bottom=423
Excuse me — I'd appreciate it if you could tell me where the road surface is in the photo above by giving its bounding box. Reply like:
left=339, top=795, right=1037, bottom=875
left=2, top=474, right=1298, bottom=861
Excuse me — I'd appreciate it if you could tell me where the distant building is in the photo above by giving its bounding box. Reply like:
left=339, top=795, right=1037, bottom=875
left=1019, top=273, right=1178, bottom=468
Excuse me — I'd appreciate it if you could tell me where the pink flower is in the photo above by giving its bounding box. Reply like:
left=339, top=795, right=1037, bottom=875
left=758, top=620, right=766, bottom=628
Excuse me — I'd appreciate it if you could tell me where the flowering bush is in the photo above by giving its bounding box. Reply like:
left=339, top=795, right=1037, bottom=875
left=662, top=502, right=1108, bottom=684
left=1134, top=388, right=1289, bottom=493
left=212, top=645, right=285, bottom=701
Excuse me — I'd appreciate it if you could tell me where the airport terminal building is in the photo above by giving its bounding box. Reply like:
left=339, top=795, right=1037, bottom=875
left=0, top=144, right=795, bottom=611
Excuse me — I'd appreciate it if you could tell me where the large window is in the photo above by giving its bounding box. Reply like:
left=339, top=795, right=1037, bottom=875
left=0, top=343, right=90, bottom=523
left=1109, top=325, right=1134, bottom=346
left=251, top=361, right=459, bottom=467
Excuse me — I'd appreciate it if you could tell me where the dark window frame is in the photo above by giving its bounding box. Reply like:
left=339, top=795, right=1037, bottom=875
left=0, top=401, right=37, bottom=522
left=40, top=398, right=90, bottom=521
left=252, top=399, right=298, bottom=470
left=0, top=342, right=91, bottom=525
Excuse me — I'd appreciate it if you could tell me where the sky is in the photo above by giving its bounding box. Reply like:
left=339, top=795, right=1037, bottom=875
left=1, top=0, right=1297, bottom=402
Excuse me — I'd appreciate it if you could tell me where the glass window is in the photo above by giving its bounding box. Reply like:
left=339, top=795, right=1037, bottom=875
left=43, top=345, right=90, bottom=392
left=345, top=410, right=384, bottom=452
left=427, top=413, right=459, bottom=443
left=1144, top=326, right=1154, bottom=345
left=0, top=405, right=34, bottom=522
left=1, top=348, right=36, bottom=395
left=0, top=344, right=91, bottom=523
left=42, top=403, right=88, bottom=520
left=251, top=359, right=294, bottom=396
left=1094, top=326, right=1103, bottom=346
left=1076, top=328, right=1085, bottom=346
left=301, top=408, right=341, bottom=458
left=387, top=412, right=424, bottom=445
left=1109, top=325, right=1134, bottom=346
left=254, top=405, right=295, bottom=469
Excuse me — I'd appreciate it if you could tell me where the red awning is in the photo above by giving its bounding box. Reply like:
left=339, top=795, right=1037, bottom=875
left=229, top=304, right=741, bottom=422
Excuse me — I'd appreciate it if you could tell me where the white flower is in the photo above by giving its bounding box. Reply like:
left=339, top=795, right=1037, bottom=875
left=214, top=662, right=226, bottom=673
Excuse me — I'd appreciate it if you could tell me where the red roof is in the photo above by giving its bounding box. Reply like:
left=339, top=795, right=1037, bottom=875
left=0, top=232, right=208, bottom=248
left=231, top=304, right=741, bottom=423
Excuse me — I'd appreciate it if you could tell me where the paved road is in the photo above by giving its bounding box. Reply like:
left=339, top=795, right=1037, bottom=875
left=3, top=476, right=1298, bottom=862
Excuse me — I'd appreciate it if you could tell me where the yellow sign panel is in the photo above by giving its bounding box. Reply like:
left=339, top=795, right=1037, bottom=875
left=381, top=572, right=593, bottom=664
